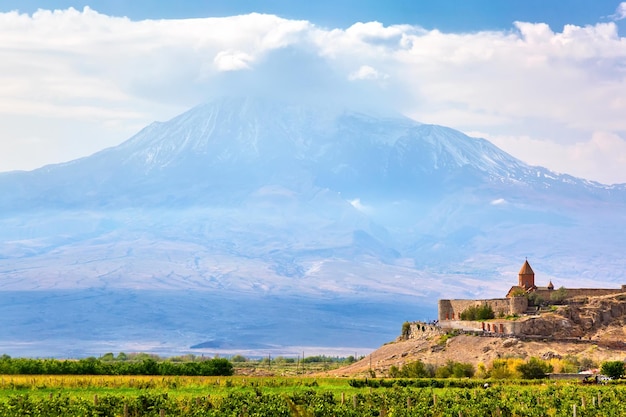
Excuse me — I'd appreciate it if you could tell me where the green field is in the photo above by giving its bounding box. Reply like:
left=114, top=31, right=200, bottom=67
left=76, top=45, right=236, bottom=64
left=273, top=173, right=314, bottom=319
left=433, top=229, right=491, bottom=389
left=0, top=375, right=625, bottom=416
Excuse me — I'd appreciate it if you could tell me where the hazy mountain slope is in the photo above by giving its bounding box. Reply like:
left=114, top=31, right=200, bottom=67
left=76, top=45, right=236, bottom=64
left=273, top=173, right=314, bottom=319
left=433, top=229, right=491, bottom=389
left=0, top=97, right=625, bottom=357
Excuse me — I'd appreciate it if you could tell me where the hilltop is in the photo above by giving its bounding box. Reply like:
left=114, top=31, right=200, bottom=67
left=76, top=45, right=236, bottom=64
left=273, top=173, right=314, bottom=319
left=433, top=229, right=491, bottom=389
left=327, top=293, right=626, bottom=377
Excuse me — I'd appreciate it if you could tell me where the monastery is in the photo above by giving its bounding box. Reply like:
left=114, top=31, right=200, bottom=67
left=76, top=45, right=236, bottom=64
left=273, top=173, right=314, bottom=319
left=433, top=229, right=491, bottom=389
left=438, top=260, right=626, bottom=335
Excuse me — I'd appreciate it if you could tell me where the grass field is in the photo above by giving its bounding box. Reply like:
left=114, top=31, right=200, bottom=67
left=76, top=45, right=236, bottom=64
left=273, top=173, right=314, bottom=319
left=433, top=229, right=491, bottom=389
left=0, top=374, right=352, bottom=398
left=1, top=374, right=626, bottom=416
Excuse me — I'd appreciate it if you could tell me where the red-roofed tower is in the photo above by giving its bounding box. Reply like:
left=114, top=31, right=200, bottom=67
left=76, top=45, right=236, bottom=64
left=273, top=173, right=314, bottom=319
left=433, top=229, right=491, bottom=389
left=518, top=259, right=535, bottom=290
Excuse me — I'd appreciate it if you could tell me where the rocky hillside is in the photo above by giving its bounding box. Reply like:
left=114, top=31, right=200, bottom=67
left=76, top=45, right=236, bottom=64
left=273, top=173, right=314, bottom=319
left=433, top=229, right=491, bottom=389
left=519, top=293, right=626, bottom=340
left=327, top=294, right=626, bottom=377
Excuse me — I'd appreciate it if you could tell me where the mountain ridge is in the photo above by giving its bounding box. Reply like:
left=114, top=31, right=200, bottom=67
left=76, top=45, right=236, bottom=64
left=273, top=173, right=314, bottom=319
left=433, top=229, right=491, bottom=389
left=1, top=96, right=625, bottom=357
left=2, top=97, right=625, bottom=212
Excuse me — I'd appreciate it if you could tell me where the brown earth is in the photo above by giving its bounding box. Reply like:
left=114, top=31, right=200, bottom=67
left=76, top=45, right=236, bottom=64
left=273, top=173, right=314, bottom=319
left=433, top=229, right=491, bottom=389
left=324, top=334, right=626, bottom=377
left=323, top=294, right=626, bottom=377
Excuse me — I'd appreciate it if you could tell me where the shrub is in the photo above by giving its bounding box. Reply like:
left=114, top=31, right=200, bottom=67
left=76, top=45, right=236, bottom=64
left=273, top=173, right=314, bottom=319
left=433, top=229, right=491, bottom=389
left=434, top=360, right=475, bottom=378
left=488, top=359, right=513, bottom=379
left=509, top=288, right=527, bottom=297
left=601, top=360, right=625, bottom=380
left=527, top=292, right=544, bottom=306
left=438, top=330, right=459, bottom=345
left=517, top=357, right=553, bottom=379
left=550, top=287, right=568, bottom=304
left=401, top=321, right=411, bottom=339
left=399, top=360, right=431, bottom=378
left=460, top=304, right=495, bottom=321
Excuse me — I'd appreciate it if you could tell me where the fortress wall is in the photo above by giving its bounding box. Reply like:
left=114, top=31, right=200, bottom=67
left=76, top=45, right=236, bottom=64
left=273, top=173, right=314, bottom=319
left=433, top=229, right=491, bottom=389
left=440, top=319, right=521, bottom=335
left=510, top=296, right=528, bottom=315
left=533, top=288, right=626, bottom=302
left=481, top=320, right=520, bottom=335
left=440, top=320, right=483, bottom=332
left=438, top=298, right=522, bottom=321
left=438, top=299, right=481, bottom=321
left=438, top=300, right=454, bottom=322
left=487, top=298, right=525, bottom=316
left=563, top=288, right=626, bottom=298
left=407, top=321, right=443, bottom=339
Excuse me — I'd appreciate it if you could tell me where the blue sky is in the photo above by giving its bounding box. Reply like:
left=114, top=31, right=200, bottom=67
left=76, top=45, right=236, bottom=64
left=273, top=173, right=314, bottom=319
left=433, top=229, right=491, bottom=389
left=2, top=0, right=623, bottom=31
left=1, top=1, right=626, bottom=183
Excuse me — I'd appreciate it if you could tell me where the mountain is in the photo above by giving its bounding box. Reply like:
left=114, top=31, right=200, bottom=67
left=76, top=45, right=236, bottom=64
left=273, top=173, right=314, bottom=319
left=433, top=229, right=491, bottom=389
left=1, top=97, right=625, bottom=357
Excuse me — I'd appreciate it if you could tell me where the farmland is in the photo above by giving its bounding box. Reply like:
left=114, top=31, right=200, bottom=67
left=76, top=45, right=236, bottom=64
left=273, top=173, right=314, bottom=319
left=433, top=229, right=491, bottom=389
left=1, top=374, right=626, bottom=416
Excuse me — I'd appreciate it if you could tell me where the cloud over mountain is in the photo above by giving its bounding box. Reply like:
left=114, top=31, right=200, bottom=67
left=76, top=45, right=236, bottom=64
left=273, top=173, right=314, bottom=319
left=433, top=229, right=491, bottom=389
left=1, top=7, right=626, bottom=183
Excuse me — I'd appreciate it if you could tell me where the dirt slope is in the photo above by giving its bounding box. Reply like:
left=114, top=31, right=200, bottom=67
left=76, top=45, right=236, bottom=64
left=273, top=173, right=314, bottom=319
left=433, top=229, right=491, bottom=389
left=325, top=333, right=625, bottom=377
left=324, top=294, right=626, bottom=377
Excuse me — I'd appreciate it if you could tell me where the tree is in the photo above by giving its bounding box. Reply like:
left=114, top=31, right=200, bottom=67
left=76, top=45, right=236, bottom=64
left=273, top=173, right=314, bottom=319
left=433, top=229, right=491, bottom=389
left=517, top=357, right=552, bottom=379
left=141, top=358, right=159, bottom=375
left=550, top=287, right=568, bottom=304
left=601, top=360, right=625, bottom=380
left=527, top=292, right=544, bottom=307
left=388, top=365, right=400, bottom=378
left=399, top=360, right=431, bottom=378
left=579, top=357, right=597, bottom=372
left=460, top=304, right=495, bottom=321
left=452, top=361, right=475, bottom=378
left=509, top=288, right=527, bottom=297
left=401, top=322, right=411, bottom=339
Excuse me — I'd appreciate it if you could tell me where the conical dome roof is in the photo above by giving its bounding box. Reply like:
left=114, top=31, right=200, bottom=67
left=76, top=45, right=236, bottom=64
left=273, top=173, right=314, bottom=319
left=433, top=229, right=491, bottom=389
left=519, top=260, right=534, bottom=275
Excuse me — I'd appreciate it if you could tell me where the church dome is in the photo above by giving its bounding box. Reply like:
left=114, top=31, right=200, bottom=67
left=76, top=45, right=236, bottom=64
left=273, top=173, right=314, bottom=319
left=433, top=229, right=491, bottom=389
left=519, top=260, right=534, bottom=275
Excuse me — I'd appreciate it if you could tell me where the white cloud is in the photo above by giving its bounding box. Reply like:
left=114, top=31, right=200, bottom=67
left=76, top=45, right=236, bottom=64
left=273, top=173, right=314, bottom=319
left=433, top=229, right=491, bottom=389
left=612, top=2, right=626, bottom=20
left=348, top=65, right=388, bottom=81
left=1, top=7, right=626, bottom=184
left=214, top=50, right=253, bottom=71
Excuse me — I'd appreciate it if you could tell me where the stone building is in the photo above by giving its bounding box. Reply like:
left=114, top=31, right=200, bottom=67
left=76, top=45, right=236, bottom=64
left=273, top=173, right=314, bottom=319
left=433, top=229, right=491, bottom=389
left=437, top=260, right=626, bottom=335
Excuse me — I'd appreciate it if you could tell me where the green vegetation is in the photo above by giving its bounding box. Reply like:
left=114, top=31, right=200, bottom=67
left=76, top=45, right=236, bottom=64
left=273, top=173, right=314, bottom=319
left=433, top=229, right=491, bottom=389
left=437, top=330, right=460, bottom=345
left=508, top=288, right=527, bottom=297
left=516, top=357, right=553, bottom=379
left=460, top=304, right=495, bottom=320
left=488, top=359, right=515, bottom=379
left=0, top=375, right=626, bottom=416
left=601, top=360, right=625, bottom=380
left=0, top=353, right=623, bottom=416
left=527, top=292, right=544, bottom=306
left=0, top=354, right=233, bottom=376
left=550, top=286, right=568, bottom=304
left=389, top=360, right=433, bottom=378
left=401, top=321, right=411, bottom=339
left=389, top=360, right=475, bottom=379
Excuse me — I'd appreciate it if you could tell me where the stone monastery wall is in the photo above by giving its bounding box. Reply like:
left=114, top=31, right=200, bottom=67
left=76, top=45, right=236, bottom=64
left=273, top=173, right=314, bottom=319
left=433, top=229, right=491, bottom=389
left=534, top=287, right=626, bottom=301
left=438, top=297, right=527, bottom=322
left=440, top=319, right=521, bottom=335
